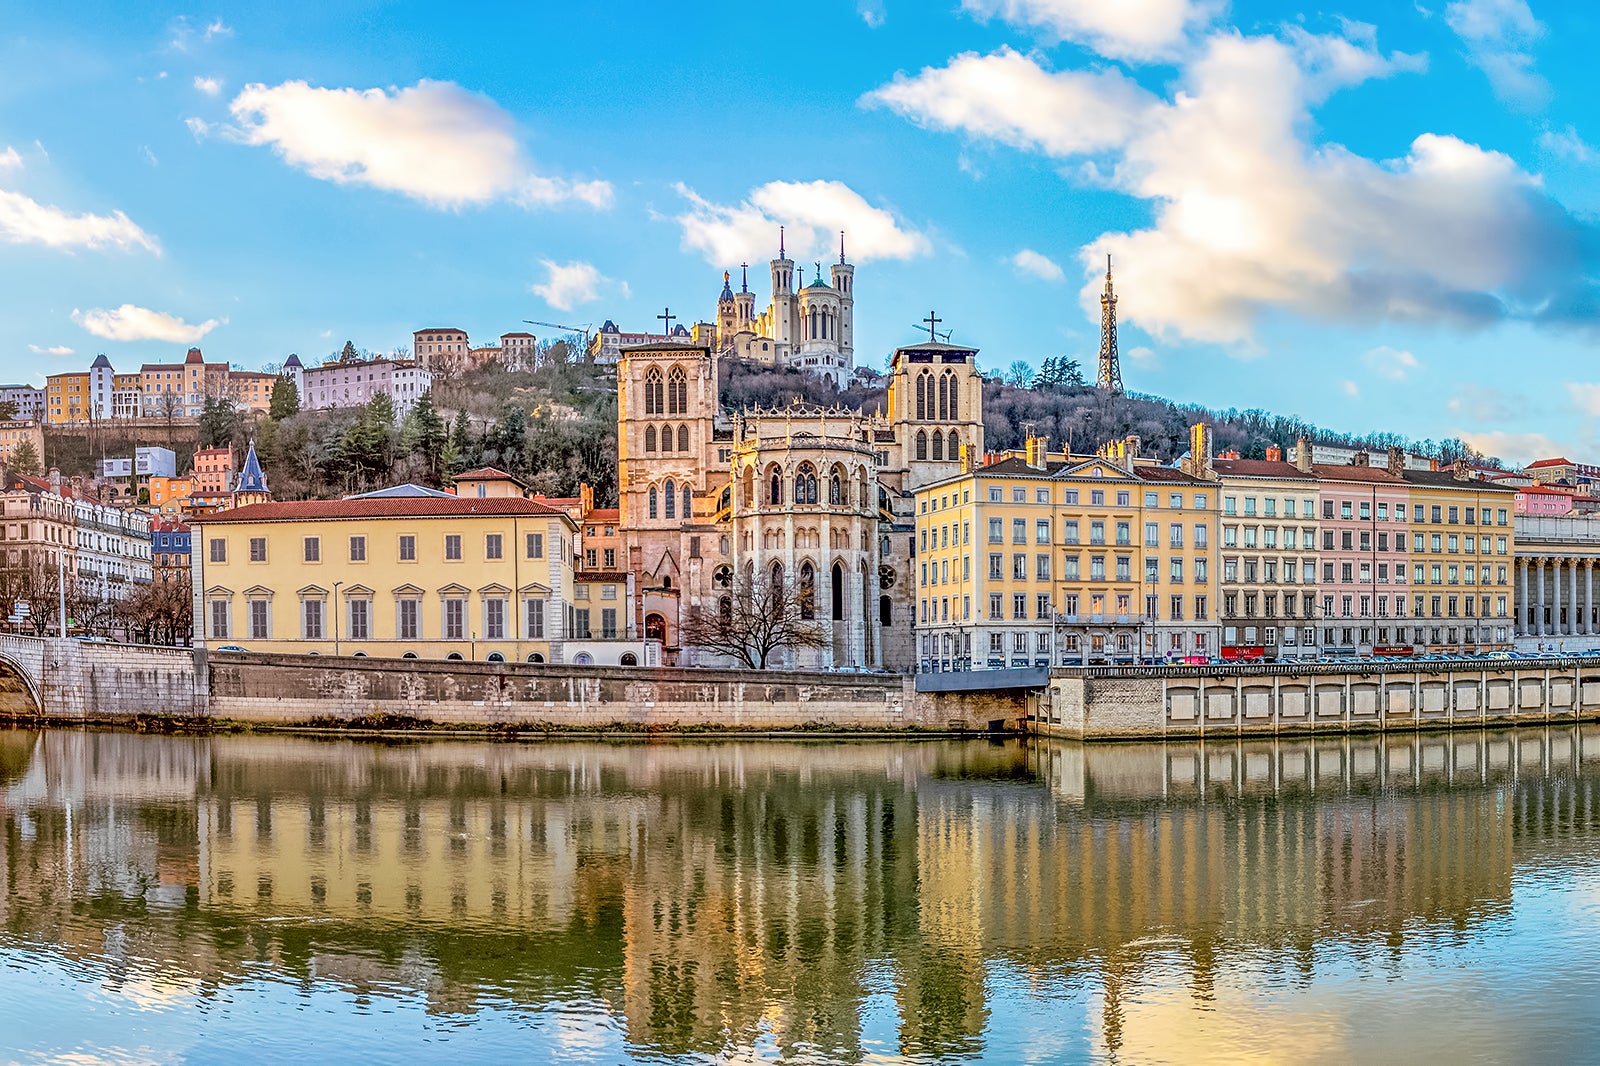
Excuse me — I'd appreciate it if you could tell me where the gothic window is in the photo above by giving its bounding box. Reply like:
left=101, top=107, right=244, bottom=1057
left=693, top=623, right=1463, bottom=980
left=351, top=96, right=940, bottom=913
left=829, top=470, right=842, bottom=505
left=648, top=486, right=658, bottom=519
left=800, top=562, right=816, bottom=620
left=658, top=424, right=672, bottom=452
left=795, top=463, right=818, bottom=505
left=683, top=485, right=692, bottom=519
left=665, top=479, right=677, bottom=519
left=771, top=562, right=785, bottom=615
left=719, top=486, right=731, bottom=512
left=770, top=472, right=782, bottom=505
left=932, top=431, right=944, bottom=461
left=713, top=564, right=733, bottom=588
left=946, top=371, right=958, bottom=420
left=644, top=369, right=664, bottom=416
left=947, top=429, right=960, bottom=461
left=915, top=373, right=927, bottom=420
left=916, top=430, right=928, bottom=461
left=677, top=424, right=689, bottom=452
left=667, top=367, right=687, bottom=415
left=644, top=424, right=656, bottom=452
left=832, top=562, right=845, bottom=620
left=938, top=374, right=948, bottom=420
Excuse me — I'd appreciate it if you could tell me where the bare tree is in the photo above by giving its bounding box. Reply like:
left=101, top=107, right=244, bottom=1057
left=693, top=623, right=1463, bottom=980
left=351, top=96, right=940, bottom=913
left=679, top=573, right=827, bottom=669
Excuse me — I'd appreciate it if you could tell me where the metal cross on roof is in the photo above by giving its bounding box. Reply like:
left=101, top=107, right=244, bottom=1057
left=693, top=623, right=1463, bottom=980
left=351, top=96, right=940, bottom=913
left=922, top=311, right=942, bottom=342
left=657, top=307, right=676, bottom=336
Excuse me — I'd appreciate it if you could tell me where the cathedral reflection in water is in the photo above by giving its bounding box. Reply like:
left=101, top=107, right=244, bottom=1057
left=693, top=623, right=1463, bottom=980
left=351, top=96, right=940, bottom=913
left=1, top=727, right=1592, bottom=1059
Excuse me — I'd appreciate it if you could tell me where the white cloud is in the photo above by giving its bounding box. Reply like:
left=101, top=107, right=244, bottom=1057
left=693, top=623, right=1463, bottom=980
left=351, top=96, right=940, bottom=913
left=28, top=344, right=74, bottom=357
left=1446, top=383, right=1526, bottom=422
left=1445, top=0, right=1548, bottom=108
left=227, top=79, right=612, bottom=210
left=1540, top=125, right=1596, bottom=163
left=960, top=0, right=1220, bottom=61
left=72, top=305, right=219, bottom=343
left=0, top=189, right=158, bottom=253
left=1342, top=380, right=1361, bottom=397
left=674, top=179, right=929, bottom=266
left=1457, top=429, right=1567, bottom=465
left=0, top=146, right=21, bottom=170
left=194, top=75, right=223, bottom=96
left=1362, top=345, right=1420, bottom=380
left=858, top=0, right=885, bottom=27
left=866, top=26, right=1600, bottom=345
left=1567, top=382, right=1600, bottom=417
left=531, top=260, right=609, bottom=312
left=140, top=145, right=159, bottom=167
left=863, top=48, right=1153, bottom=157
left=1012, top=248, right=1065, bottom=281
left=184, top=117, right=210, bottom=140
left=168, top=16, right=232, bottom=51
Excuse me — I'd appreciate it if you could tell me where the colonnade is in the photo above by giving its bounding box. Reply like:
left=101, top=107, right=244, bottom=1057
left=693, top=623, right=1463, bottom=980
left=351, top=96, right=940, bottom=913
left=1516, top=556, right=1600, bottom=638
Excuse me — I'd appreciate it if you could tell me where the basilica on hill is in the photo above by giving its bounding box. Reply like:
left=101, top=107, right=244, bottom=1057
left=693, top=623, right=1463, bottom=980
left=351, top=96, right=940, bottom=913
left=709, top=229, right=857, bottom=387
left=615, top=237, right=984, bottom=670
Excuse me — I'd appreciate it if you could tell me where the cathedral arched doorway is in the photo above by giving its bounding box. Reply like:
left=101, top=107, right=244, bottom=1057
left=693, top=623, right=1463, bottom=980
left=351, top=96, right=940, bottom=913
left=645, top=613, right=667, bottom=645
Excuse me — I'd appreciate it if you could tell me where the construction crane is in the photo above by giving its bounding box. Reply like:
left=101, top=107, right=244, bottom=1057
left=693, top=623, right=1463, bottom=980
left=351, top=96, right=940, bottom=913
left=524, top=319, right=594, bottom=360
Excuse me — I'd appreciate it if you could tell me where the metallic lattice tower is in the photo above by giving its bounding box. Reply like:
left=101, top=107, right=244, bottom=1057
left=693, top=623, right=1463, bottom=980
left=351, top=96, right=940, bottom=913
left=1096, top=255, right=1123, bottom=395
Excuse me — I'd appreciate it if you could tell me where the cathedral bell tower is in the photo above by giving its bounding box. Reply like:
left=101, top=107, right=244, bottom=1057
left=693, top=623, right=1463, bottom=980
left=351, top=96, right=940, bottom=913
left=770, top=227, right=796, bottom=359
left=829, top=230, right=855, bottom=375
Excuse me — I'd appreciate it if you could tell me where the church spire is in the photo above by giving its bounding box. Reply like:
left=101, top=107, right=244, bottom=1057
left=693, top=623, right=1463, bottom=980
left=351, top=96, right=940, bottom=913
left=839, top=230, right=846, bottom=264
left=779, top=225, right=786, bottom=259
left=1095, top=254, right=1124, bottom=395
left=740, top=262, right=748, bottom=292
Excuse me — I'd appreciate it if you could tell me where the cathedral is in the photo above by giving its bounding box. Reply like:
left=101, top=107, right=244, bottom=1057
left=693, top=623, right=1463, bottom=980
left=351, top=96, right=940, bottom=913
left=615, top=322, right=984, bottom=672
left=711, top=230, right=856, bottom=386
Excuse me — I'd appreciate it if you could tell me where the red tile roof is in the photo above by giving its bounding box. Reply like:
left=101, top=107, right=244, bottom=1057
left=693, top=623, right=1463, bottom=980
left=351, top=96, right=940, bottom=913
left=198, top=497, right=568, bottom=523
left=1525, top=457, right=1576, bottom=469
left=1211, top=458, right=1317, bottom=480
left=454, top=467, right=522, bottom=482
left=584, top=508, right=621, bottom=521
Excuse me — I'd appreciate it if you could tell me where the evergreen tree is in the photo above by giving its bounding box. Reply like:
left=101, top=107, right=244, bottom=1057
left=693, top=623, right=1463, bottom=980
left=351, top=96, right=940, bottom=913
left=0, top=399, right=17, bottom=421
left=339, top=340, right=359, bottom=364
left=198, top=397, right=242, bottom=449
left=269, top=373, right=300, bottom=420
left=9, top=438, right=41, bottom=475
left=402, top=391, right=447, bottom=484
left=445, top=410, right=473, bottom=478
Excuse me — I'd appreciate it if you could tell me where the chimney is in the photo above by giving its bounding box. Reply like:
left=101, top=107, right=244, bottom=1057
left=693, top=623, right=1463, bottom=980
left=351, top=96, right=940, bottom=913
left=580, top=482, right=594, bottom=514
left=1218, top=449, right=1241, bottom=460
left=1430, top=458, right=1440, bottom=472
left=1386, top=446, right=1404, bottom=476
left=48, top=467, right=61, bottom=493
left=1124, top=435, right=1141, bottom=464
left=1453, top=458, right=1471, bottom=481
left=1265, top=445, right=1282, bottom=462
left=1026, top=435, right=1048, bottom=470
left=1352, top=450, right=1370, bottom=468
left=1294, top=437, right=1313, bottom=473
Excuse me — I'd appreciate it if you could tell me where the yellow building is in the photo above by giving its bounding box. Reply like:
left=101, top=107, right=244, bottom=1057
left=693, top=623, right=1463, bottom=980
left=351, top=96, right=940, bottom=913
left=913, top=434, right=1219, bottom=671
left=1399, top=465, right=1516, bottom=651
left=192, top=494, right=580, bottom=662
left=0, top=420, right=43, bottom=469
left=44, top=371, right=89, bottom=425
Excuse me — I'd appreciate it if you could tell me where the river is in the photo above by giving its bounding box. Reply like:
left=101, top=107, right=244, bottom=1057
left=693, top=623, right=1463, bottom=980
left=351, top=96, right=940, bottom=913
left=2, top=727, right=1599, bottom=1064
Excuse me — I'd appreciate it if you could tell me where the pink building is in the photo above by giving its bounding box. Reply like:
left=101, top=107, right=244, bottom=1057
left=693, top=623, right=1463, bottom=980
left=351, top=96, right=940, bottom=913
left=1515, top=485, right=1576, bottom=516
left=1311, top=455, right=1412, bottom=654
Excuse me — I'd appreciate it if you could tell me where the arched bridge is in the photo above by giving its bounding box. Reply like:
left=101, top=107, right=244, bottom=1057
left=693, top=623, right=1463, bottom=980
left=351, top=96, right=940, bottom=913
left=0, top=633, right=206, bottom=720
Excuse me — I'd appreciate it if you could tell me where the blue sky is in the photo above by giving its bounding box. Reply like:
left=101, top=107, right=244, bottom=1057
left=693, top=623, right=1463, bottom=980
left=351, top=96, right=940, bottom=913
left=1, top=0, right=1598, bottom=463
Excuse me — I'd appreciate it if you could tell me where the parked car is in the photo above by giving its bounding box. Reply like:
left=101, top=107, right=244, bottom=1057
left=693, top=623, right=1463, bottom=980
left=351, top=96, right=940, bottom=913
left=215, top=645, right=249, bottom=653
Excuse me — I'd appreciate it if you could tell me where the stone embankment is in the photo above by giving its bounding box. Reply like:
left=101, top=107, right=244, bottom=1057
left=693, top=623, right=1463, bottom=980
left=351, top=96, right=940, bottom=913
left=1039, top=657, right=1600, bottom=739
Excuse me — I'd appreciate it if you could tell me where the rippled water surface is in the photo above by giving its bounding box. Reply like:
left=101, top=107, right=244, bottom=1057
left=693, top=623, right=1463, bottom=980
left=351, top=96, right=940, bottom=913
left=4, top=727, right=1600, bottom=1064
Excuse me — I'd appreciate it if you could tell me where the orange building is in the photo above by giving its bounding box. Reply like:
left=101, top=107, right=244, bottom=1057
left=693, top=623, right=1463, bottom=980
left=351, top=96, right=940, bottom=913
left=193, top=447, right=234, bottom=495
left=149, top=475, right=196, bottom=513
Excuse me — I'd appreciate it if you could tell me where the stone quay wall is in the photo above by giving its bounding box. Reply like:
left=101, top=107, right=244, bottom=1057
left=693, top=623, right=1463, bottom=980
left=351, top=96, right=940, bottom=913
left=0, top=634, right=206, bottom=721
left=204, top=652, right=978, bottom=732
left=1037, top=657, right=1600, bottom=740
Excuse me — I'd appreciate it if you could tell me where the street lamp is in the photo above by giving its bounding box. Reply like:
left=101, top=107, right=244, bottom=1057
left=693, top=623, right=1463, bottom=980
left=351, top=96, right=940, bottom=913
left=332, top=580, right=343, bottom=656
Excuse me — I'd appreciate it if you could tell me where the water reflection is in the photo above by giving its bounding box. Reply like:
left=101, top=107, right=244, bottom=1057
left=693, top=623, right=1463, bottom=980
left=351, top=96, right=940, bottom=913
left=3, top=728, right=1600, bottom=1063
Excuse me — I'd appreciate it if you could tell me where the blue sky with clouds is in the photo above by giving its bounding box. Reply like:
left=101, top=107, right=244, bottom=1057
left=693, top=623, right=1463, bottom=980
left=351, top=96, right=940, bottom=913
left=2, top=0, right=1598, bottom=463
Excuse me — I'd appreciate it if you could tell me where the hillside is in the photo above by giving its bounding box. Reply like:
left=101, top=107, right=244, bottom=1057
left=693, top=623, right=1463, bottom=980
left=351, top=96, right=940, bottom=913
left=231, top=344, right=1496, bottom=507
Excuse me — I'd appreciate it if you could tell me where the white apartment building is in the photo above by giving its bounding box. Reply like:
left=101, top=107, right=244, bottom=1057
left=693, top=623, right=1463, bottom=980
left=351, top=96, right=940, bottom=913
left=0, top=385, right=45, bottom=421
left=73, top=498, right=153, bottom=603
left=289, top=355, right=433, bottom=416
